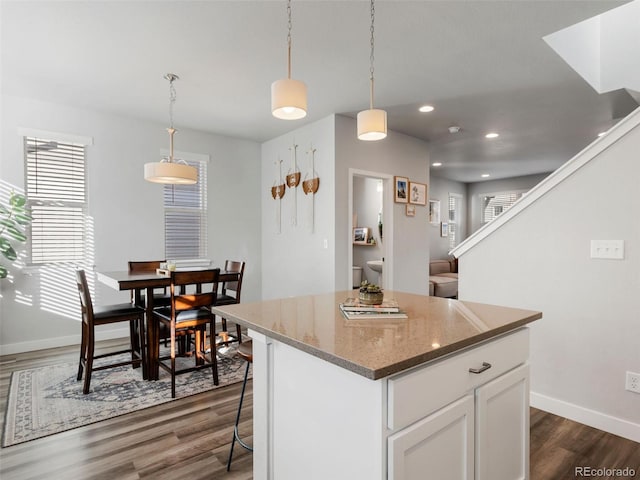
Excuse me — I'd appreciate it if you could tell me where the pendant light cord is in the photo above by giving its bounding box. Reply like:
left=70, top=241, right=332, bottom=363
left=164, top=73, right=179, bottom=163
left=369, top=0, right=375, bottom=110
left=287, top=0, right=292, bottom=79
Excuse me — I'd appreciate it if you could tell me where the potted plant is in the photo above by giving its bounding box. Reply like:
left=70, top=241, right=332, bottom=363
left=0, top=191, right=32, bottom=279
left=359, top=280, right=383, bottom=305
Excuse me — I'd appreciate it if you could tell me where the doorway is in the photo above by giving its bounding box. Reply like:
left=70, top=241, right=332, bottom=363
left=348, top=169, right=394, bottom=291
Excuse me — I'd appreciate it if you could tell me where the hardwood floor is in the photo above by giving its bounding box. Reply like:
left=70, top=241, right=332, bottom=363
left=1, top=341, right=638, bottom=479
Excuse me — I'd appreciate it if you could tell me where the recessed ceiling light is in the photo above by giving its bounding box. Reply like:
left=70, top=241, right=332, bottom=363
left=597, top=131, right=606, bottom=137
left=485, top=132, right=499, bottom=139
left=419, top=105, right=434, bottom=113
left=432, top=162, right=442, bottom=167
left=481, top=174, right=490, bottom=178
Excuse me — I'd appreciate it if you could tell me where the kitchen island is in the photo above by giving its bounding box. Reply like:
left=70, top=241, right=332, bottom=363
left=212, top=291, right=542, bottom=480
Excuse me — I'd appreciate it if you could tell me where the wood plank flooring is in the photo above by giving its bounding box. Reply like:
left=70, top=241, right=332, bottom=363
left=1, top=341, right=638, bottom=479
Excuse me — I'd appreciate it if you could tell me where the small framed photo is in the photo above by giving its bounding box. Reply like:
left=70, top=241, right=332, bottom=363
left=406, top=204, right=416, bottom=217
left=394, top=176, right=408, bottom=203
left=353, top=227, right=369, bottom=244
left=409, top=182, right=427, bottom=205
left=429, top=200, right=441, bottom=224
left=441, top=222, right=449, bottom=237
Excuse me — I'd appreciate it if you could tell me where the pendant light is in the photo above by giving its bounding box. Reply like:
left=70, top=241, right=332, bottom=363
left=144, top=74, right=197, bottom=185
left=357, top=0, right=387, bottom=141
left=271, top=0, right=307, bottom=120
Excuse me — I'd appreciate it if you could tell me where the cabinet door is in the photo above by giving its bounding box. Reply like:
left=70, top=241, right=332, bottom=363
left=475, top=364, right=530, bottom=480
left=388, top=394, right=474, bottom=480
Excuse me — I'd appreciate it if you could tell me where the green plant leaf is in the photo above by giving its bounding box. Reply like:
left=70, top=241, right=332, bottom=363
left=14, top=213, right=33, bottom=225
left=0, top=218, right=18, bottom=229
left=4, top=226, right=27, bottom=242
left=1, top=245, right=17, bottom=261
left=0, top=237, right=11, bottom=252
left=0, top=204, right=8, bottom=215
left=9, top=193, right=26, bottom=208
left=0, top=265, right=7, bottom=279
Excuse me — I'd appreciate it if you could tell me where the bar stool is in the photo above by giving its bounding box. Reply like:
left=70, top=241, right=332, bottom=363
left=226, top=340, right=253, bottom=471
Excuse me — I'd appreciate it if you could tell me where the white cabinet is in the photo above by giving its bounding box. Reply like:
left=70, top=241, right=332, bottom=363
left=476, top=364, right=530, bottom=480
left=387, top=330, right=530, bottom=480
left=388, top=394, right=475, bottom=480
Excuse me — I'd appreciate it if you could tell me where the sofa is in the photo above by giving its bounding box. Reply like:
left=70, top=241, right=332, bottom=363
left=429, top=259, right=458, bottom=298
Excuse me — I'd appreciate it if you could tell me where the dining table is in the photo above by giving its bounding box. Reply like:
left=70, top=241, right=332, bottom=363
left=96, top=268, right=240, bottom=381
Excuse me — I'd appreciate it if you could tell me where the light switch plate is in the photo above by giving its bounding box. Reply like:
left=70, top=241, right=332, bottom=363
left=590, top=240, right=624, bottom=259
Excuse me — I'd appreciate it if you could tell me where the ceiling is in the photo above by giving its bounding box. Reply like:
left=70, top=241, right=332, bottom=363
left=2, top=0, right=637, bottom=183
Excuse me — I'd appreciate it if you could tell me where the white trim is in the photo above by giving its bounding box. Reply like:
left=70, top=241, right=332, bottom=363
left=348, top=168, right=394, bottom=291
left=17, top=127, right=93, bottom=146
left=531, top=391, right=640, bottom=443
left=0, top=327, right=129, bottom=356
left=451, top=106, right=640, bottom=258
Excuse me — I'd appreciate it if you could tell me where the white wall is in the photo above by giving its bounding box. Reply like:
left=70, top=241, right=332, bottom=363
left=335, top=115, right=430, bottom=295
left=0, top=94, right=262, bottom=354
left=261, top=115, right=336, bottom=300
left=458, top=120, right=640, bottom=441
left=428, top=175, right=467, bottom=260
left=466, top=173, right=550, bottom=234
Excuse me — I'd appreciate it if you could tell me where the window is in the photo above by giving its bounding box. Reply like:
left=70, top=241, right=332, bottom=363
left=164, top=160, right=207, bottom=260
left=448, top=193, right=462, bottom=250
left=481, top=191, right=524, bottom=225
left=25, top=136, right=87, bottom=264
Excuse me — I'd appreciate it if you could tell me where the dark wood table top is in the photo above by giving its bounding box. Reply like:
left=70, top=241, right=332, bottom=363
left=97, top=269, right=239, bottom=291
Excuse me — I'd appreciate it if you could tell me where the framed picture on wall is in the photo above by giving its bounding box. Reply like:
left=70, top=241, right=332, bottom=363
left=441, top=222, right=449, bottom=237
left=394, top=176, right=408, bottom=203
left=409, top=182, right=427, bottom=205
left=429, top=200, right=440, bottom=224
left=353, top=227, right=369, bottom=245
left=406, top=204, right=416, bottom=217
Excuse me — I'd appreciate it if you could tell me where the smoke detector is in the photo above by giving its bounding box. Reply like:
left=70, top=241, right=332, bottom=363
left=448, top=126, right=461, bottom=134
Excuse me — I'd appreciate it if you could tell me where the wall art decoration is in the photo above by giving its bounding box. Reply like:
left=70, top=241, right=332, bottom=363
left=441, top=222, right=449, bottom=237
left=302, top=145, right=320, bottom=232
left=394, top=176, right=408, bottom=203
left=428, top=199, right=440, bottom=224
left=406, top=204, right=416, bottom=217
left=409, top=182, right=427, bottom=206
left=271, top=158, right=285, bottom=233
left=286, top=141, right=301, bottom=226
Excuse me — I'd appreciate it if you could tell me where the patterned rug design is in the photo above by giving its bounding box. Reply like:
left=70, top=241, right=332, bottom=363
left=2, top=349, right=250, bottom=447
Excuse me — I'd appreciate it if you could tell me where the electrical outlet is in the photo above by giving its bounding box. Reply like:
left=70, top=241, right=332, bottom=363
left=626, top=371, right=640, bottom=394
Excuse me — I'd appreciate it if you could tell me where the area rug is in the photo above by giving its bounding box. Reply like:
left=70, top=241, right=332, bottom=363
left=2, top=348, right=250, bottom=447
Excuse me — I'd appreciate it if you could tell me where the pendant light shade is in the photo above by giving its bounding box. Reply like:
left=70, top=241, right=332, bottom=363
left=357, top=0, right=387, bottom=141
left=271, top=0, right=307, bottom=120
left=144, top=74, right=198, bottom=185
left=357, top=108, right=387, bottom=141
left=272, top=78, right=307, bottom=120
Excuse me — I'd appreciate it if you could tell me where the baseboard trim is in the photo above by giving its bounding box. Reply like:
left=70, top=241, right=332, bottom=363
left=531, top=391, right=640, bottom=443
left=0, top=328, right=130, bottom=356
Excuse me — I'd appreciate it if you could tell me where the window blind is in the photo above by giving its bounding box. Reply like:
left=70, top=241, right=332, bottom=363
left=481, top=192, right=523, bottom=225
left=448, top=194, right=458, bottom=251
left=164, top=160, right=207, bottom=260
left=25, top=137, right=86, bottom=264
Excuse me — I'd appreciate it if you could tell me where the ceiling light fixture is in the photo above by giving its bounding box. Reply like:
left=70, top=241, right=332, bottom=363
left=357, top=0, right=387, bottom=141
left=448, top=126, right=461, bottom=134
left=144, top=74, right=197, bottom=185
left=432, top=162, right=442, bottom=167
left=481, top=174, right=491, bottom=178
left=419, top=105, right=434, bottom=113
left=485, top=132, right=499, bottom=139
left=271, top=0, right=307, bottom=120
left=597, top=131, right=607, bottom=137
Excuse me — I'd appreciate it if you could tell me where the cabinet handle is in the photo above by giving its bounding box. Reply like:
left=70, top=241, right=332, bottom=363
left=469, top=362, right=492, bottom=374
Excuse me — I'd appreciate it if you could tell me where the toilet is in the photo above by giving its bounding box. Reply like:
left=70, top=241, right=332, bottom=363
left=352, top=266, right=363, bottom=288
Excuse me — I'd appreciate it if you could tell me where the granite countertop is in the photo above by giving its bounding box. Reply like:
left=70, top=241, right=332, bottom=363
left=212, top=291, right=542, bottom=380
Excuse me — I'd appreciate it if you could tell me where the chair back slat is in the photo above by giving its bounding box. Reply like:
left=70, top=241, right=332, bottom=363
left=222, top=260, right=245, bottom=299
left=128, top=260, right=165, bottom=273
left=170, top=269, right=220, bottom=313
left=75, top=269, right=94, bottom=323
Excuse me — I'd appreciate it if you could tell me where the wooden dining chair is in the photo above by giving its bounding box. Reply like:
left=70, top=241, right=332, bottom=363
left=76, top=269, right=146, bottom=394
left=151, top=269, right=220, bottom=398
left=127, top=260, right=171, bottom=308
left=214, top=260, right=245, bottom=345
